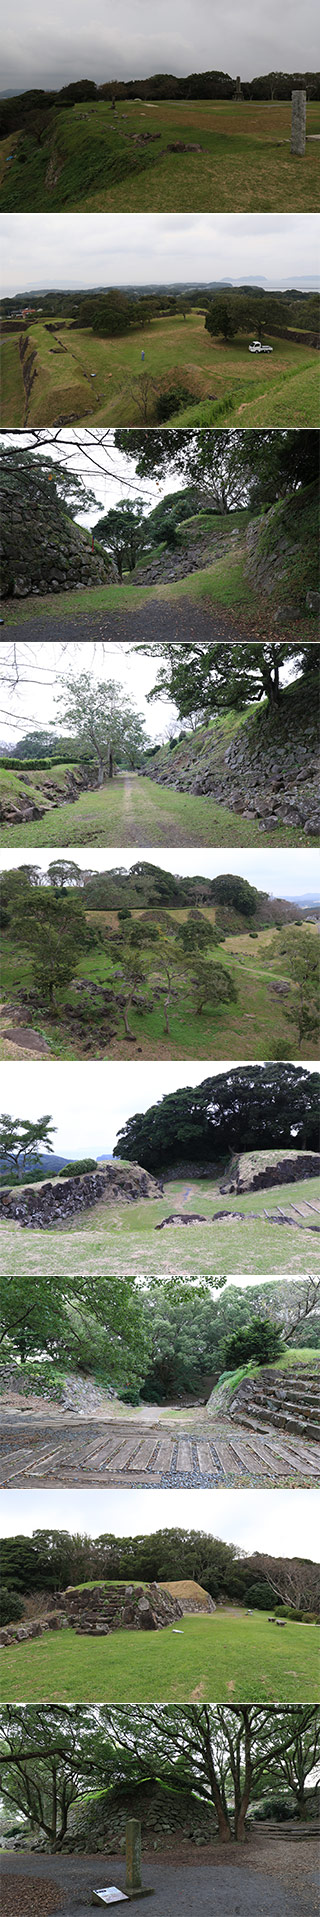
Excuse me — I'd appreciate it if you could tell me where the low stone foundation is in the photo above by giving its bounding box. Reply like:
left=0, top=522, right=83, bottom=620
left=221, top=1150, right=320, bottom=1194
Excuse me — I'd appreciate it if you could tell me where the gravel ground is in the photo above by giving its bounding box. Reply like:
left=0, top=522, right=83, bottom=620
left=0, top=1842, right=318, bottom=1916
left=1, top=601, right=265, bottom=644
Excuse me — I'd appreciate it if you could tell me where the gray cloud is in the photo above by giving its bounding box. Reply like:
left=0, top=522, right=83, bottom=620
left=2, top=0, right=319, bottom=93
left=0, top=212, right=317, bottom=295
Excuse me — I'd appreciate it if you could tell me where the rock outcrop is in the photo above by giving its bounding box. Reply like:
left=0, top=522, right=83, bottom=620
left=0, top=1161, right=162, bottom=1229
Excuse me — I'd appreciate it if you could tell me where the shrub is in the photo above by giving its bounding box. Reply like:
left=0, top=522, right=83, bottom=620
left=155, top=384, right=196, bottom=422
left=249, top=931, right=258, bottom=939
left=60, top=1157, right=98, bottom=1177
left=224, top=1319, right=283, bottom=1369
left=245, top=1582, right=278, bottom=1610
left=118, top=907, right=132, bottom=922
left=0, top=1587, right=25, bottom=1626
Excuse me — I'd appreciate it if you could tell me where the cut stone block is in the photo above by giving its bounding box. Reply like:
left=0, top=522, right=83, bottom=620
left=291, top=89, right=306, bottom=154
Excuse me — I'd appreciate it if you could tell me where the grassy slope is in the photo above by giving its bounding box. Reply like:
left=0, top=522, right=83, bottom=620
left=171, top=363, right=319, bottom=428
left=1, top=920, right=318, bottom=1061
left=1, top=313, right=316, bottom=430
left=0, top=1609, right=317, bottom=1703
left=1, top=100, right=319, bottom=212
left=0, top=1174, right=319, bottom=1277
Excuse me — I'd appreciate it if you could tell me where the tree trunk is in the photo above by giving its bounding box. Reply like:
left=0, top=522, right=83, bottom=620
left=108, top=749, right=113, bottom=781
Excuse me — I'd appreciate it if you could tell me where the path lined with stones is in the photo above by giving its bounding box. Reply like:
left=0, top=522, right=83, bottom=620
left=1, top=1418, right=318, bottom=1486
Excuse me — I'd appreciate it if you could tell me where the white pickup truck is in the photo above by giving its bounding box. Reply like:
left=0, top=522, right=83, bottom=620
left=249, top=340, right=273, bottom=353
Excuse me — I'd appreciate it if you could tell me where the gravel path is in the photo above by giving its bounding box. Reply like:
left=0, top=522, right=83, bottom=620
left=1, top=600, right=261, bottom=644
left=0, top=1847, right=317, bottom=1916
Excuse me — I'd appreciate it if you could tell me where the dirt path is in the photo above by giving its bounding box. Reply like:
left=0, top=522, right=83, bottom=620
left=1, top=1844, right=317, bottom=1917
left=2, top=596, right=267, bottom=643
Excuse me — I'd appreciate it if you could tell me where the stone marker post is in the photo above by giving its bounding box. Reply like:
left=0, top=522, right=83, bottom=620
left=291, top=91, right=306, bottom=155
left=125, top=1819, right=154, bottom=1898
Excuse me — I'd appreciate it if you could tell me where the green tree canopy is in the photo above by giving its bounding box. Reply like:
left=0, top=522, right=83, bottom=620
left=0, top=1113, right=56, bottom=1182
left=93, top=497, right=146, bottom=577
left=114, top=1062, right=320, bottom=1171
left=55, top=671, right=148, bottom=781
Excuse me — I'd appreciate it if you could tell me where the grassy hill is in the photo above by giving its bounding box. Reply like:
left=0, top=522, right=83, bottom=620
left=1, top=311, right=317, bottom=429
left=1, top=98, right=319, bottom=213
left=1, top=916, right=318, bottom=1061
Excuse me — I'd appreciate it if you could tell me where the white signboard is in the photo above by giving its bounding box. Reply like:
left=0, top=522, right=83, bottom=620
left=93, top=1892, right=128, bottom=1907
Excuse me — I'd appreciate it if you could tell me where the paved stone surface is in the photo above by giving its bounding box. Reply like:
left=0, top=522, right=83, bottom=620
left=1, top=1418, right=318, bottom=1487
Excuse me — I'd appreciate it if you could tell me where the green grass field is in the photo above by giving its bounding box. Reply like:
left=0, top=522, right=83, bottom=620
left=0, top=1173, right=319, bottom=1278
left=1, top=99, right=319, bottom=212
left=1, top=311, right=317, bottom=428
left=1, top=919, right=317, bottom=1061
left=0, top=1610, right=318, bottom=1702
left=0, top=769, right=315, bottom=851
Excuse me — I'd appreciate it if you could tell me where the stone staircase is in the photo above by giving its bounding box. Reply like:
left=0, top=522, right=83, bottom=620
left=229, top=1366, right=320, bottom=1443
left=1, top=1416, right=319, bottom=1487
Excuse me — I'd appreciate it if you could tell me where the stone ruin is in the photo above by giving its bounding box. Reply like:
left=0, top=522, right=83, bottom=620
left=0, top=1162, right=163, bottom=1229
left=56, top=1581, right=184, bottom=1636
left=220, top=1150, right=320, bottom=1194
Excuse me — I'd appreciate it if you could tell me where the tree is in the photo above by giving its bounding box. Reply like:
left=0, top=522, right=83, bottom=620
left=93, top=498, right=146, bottom=578
left=176, top=910, right=219, bottom=955
left=114, top=1063, right=320, bottom=1172
left=248, top=1555, right=320, bottom=1615
left=55, top=672, right=148, bottom=782
left=224, top=1318, right=283, bottom=1369
left=189, top=958, right=238, bottom=1018
left=47, top=860, right=83, bottom=892
left=0, top=1113, right=56, bottom=1183
left=9, top=892, right=90, bottom=1006
left=205, top=298, right=240, bottom=341
left=272, top=927, right=320, bottom=1050
left=0, top=1705, right=317, bottom=1848
left=135, top=641, right=309, bottom=721
left=0, top=1273, right=152, bottom=1387
left=0, top=1706, right=110, bottom=1846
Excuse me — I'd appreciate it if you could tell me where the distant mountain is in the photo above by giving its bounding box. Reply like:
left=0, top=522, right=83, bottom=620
left=290, top=895, right=320, bottom=907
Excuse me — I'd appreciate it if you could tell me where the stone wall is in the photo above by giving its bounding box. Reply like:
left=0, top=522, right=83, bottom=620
left=1, top=462, right=111, bottom=598
left=62, top=1779, right=217, bottom=1853
left=0, top=1162, right=162, bottom=1229
left=144, top=673, right=319, bottom=835
left=0, top=763, right=99, bottom=828
left=221, top=1150, right=320, bottom=1194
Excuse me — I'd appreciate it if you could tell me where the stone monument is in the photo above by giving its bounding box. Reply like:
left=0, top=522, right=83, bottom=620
left=291, top=91, right=306, bottom=155
left=92, top=1819, right=154, bottom=1904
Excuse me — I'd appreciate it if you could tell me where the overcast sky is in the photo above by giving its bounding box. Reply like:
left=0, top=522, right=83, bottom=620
left=2, top=0, right=319, bottom=94
left=0, top=640, right=178, bottom=745
left=0, top=1058, right=312, bottom=1156
left=1, top=213, right=318, bottom=297
left=0, top=1487, right=318, bottom=1559
left=0, top=845, right=318, bottom=900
